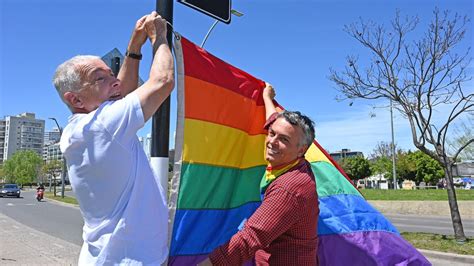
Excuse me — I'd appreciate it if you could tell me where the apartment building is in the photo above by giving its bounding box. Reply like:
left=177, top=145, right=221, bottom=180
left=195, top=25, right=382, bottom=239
left=44, top=127, right=61, bottom=145
left=329, top=148, right=364, bottom=162
left=0, top=113, right=45, bottom=163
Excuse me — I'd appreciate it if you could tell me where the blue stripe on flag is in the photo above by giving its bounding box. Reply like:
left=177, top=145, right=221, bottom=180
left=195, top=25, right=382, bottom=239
left=170, top=202, right=260, bottom=256
left=318, top=194, right=399, bottom=235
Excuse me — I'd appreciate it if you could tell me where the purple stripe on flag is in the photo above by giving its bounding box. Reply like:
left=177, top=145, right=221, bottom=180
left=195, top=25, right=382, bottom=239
left=168, top=255, right=206, bottom=266
left=318, top=231, right=431, bottom=265
left=169, top=255, right=254, bottom=266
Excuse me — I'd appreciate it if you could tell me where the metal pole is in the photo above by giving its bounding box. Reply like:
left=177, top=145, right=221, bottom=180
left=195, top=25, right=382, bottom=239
left=151, top=0, right=173, bottom=193
left=49, top=118, right=66, bottom=198
left=201, top=20, right=219, bottom=48
left=390, top=99, right=397, bottom=189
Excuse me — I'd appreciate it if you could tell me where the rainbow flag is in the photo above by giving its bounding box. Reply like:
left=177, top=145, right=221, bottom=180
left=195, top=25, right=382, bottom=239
left=168, top=36, right=430, bottom=265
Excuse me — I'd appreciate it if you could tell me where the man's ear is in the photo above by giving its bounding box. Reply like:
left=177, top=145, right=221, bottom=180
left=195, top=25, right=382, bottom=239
left=64, top=91, right=84, bottom=109
left=298, top=145, right=309, bottom=158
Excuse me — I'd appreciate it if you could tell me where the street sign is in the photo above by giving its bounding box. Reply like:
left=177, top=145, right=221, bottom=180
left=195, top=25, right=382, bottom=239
left=178, top=0, right=231, bottom=24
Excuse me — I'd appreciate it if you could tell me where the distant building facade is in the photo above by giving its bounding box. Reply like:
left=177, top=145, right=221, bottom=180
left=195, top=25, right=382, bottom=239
left=139, top=133, right=152, bottom=159
left=452, top=161, right=474, bottom=177
left=44, top=128, right=61, bottom=146
left=102, top=48, right=144, bottom=85
left=43, top=142, right=64, bottom=163
left=138, top=133, right=175, bottom=164
left=329, top=148, right=364, bottom=162
left=0, top=113, right=45, bottom=163
left=0, top=120, right=5, bottom=162
left=43, top=127, right=64, bottom=163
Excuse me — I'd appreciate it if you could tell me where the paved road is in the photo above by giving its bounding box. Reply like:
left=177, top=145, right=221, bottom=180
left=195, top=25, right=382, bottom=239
left=2, top=191, right=474, bottom=265
left=386, top=213, right=474, bottom=237
left=0, top=190, right=83, bottom=246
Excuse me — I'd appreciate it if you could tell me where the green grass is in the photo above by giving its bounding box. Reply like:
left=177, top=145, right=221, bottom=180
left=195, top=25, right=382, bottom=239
left=402, top=232, right=474, bottom=255
left=44, top=192, right=78, bottom=205
left=360, top=189, right=474, bottom=200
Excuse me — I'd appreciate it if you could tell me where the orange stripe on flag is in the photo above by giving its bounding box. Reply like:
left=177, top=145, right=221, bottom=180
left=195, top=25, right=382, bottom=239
left=185, top=76, right=268, bottom=135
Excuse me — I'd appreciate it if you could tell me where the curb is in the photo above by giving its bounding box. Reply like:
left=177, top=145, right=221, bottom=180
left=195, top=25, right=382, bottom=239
left=44, top=196, right=80, bottom=209
left=419, top=249, right=474, bottom=264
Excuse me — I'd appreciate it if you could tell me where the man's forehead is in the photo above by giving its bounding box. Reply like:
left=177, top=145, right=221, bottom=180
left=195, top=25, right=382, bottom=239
left=270, top=117, right=303, bottom=138
left=272, top=117, right=294, bottom=128
left=270, top=118, right=294, bottom=132
left=77, top=59, right=110, bottom=77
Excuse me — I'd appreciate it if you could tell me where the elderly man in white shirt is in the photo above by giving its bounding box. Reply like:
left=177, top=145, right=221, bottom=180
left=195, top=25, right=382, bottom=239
left=53, top=11, right=173, bottom=265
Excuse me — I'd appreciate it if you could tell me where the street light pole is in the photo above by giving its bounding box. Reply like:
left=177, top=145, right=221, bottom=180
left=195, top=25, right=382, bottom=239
left=201, top=10, right=244, bottom=48
left=390, top=100, right=397, bottom=189
left=49, top=117, right=66, bottom=198
left=201, top=20, right=219, bottom=48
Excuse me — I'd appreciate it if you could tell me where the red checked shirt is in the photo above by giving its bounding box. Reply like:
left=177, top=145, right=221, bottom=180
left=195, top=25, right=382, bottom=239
left=209, top=114, right=319, bottom=266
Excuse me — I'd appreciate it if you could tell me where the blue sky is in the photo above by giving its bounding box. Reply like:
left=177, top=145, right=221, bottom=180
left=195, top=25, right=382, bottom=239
left=1, top=0, right=472, bottom=156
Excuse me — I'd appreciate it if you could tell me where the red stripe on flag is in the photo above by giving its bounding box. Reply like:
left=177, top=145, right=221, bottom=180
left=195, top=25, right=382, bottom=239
left=181, top=37, right=266, bottom=103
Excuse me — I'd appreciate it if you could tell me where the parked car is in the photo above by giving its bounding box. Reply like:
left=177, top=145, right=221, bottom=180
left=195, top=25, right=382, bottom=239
left=0, top=184, right=21, bottom=198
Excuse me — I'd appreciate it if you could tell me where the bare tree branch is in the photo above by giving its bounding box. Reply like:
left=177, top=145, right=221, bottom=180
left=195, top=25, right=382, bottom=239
left=329, top=8, right=472, bottom=241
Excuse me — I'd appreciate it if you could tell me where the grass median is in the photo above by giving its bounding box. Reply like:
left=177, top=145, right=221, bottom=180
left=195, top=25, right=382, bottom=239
left=402, top=232, right=474, bottom=255
left=44, top=192, right=78, bottom=205
left=360, top=189, right=474, bottom=200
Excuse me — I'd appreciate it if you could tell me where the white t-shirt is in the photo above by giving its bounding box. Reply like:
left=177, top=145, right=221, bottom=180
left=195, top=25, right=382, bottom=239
left=60, top=92, right=168, bottom=265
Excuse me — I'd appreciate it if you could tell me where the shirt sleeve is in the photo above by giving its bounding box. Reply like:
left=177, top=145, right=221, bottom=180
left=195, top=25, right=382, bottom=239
left=263, top=112, right=279, bottom=130
left=96, top=92, right=145, bottom=144
left=209, top=185, right=304, bottom=265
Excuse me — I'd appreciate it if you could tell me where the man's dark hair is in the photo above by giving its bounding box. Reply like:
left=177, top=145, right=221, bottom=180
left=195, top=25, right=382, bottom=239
left=276, top=111, right=315, bottom=148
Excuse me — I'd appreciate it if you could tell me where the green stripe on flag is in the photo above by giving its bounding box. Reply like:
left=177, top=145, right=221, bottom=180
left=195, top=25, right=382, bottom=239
left=311, top=161, right=362, bottom=198
left=178, top=163, right=265, bottom=209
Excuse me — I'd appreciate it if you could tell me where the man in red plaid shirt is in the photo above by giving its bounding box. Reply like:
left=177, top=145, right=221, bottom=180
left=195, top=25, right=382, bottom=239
left=200, top=83, right=319, bottom=266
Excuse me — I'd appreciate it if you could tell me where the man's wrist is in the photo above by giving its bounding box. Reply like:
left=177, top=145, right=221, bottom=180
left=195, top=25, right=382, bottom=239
left=126, top=43, right=142, bottom=54
left=125, top=50, right=143, bottom=60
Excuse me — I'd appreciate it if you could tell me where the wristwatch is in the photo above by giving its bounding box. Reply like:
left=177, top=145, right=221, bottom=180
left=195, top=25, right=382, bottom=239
left=125, top=50, right=142, bottom=60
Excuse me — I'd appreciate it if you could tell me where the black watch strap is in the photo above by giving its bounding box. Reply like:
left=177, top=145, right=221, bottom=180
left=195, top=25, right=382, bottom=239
left=125, top=50, right=142, bottom=60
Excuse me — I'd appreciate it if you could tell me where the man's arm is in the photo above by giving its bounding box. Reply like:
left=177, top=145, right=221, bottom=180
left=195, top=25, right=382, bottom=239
left=135, top=12, right=174, bottom=122
left=118, top=15, right=148, bottom=95
left=263, top=82, right=277, bottom=119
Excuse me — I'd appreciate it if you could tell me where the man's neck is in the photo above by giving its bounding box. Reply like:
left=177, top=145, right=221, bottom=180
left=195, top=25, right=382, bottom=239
left=267, top=158, right=300, bottom=170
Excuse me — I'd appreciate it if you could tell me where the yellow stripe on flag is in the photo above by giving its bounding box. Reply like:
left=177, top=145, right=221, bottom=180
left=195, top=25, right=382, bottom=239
left=305, top=143, right=334, bottom=165
left=183, top=119, right=267, bottom=169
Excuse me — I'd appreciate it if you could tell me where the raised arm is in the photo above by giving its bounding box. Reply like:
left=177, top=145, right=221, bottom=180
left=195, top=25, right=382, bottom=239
left=118, top=14, right=148, bottom=95
left=135, top=12, right=174, bottom=122
left=263, top=82, right=277, bottom=119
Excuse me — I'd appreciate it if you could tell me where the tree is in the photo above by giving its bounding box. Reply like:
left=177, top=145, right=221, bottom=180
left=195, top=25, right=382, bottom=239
left=396, top=151, right=417, bottom=181
left=369, top=152, right=409, bottom=185
left=341, top=156, right=372, bottom=181
left=369, top=141, right=402, bottom=159
left=2, top=150, right=42, bottom=187
left=406, top=151, right=445, bottom=184
left=0, top=165, right=4, bottom=183
left=370, top=156, right=391, bottom=176
left=330, top=8, right=473, bottom=241
left=42, top=160, right=62, bottom=197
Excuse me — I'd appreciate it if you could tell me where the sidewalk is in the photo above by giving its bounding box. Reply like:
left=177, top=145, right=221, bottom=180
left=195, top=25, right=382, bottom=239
left=0, top=212, right=80, bottom=265
left=419, top=249, right=474, bottom=266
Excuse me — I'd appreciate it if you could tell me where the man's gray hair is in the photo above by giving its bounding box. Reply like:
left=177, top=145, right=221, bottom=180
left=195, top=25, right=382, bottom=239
left=52, top=55, right=100, bottom=106
left=276, top=110, right=315, bottom=148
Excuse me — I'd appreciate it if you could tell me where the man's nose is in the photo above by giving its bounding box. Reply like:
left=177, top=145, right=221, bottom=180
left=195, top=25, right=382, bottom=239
left=111, top=78, right=120, bottom=88
left=267, top=136, right=277, bottom=146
